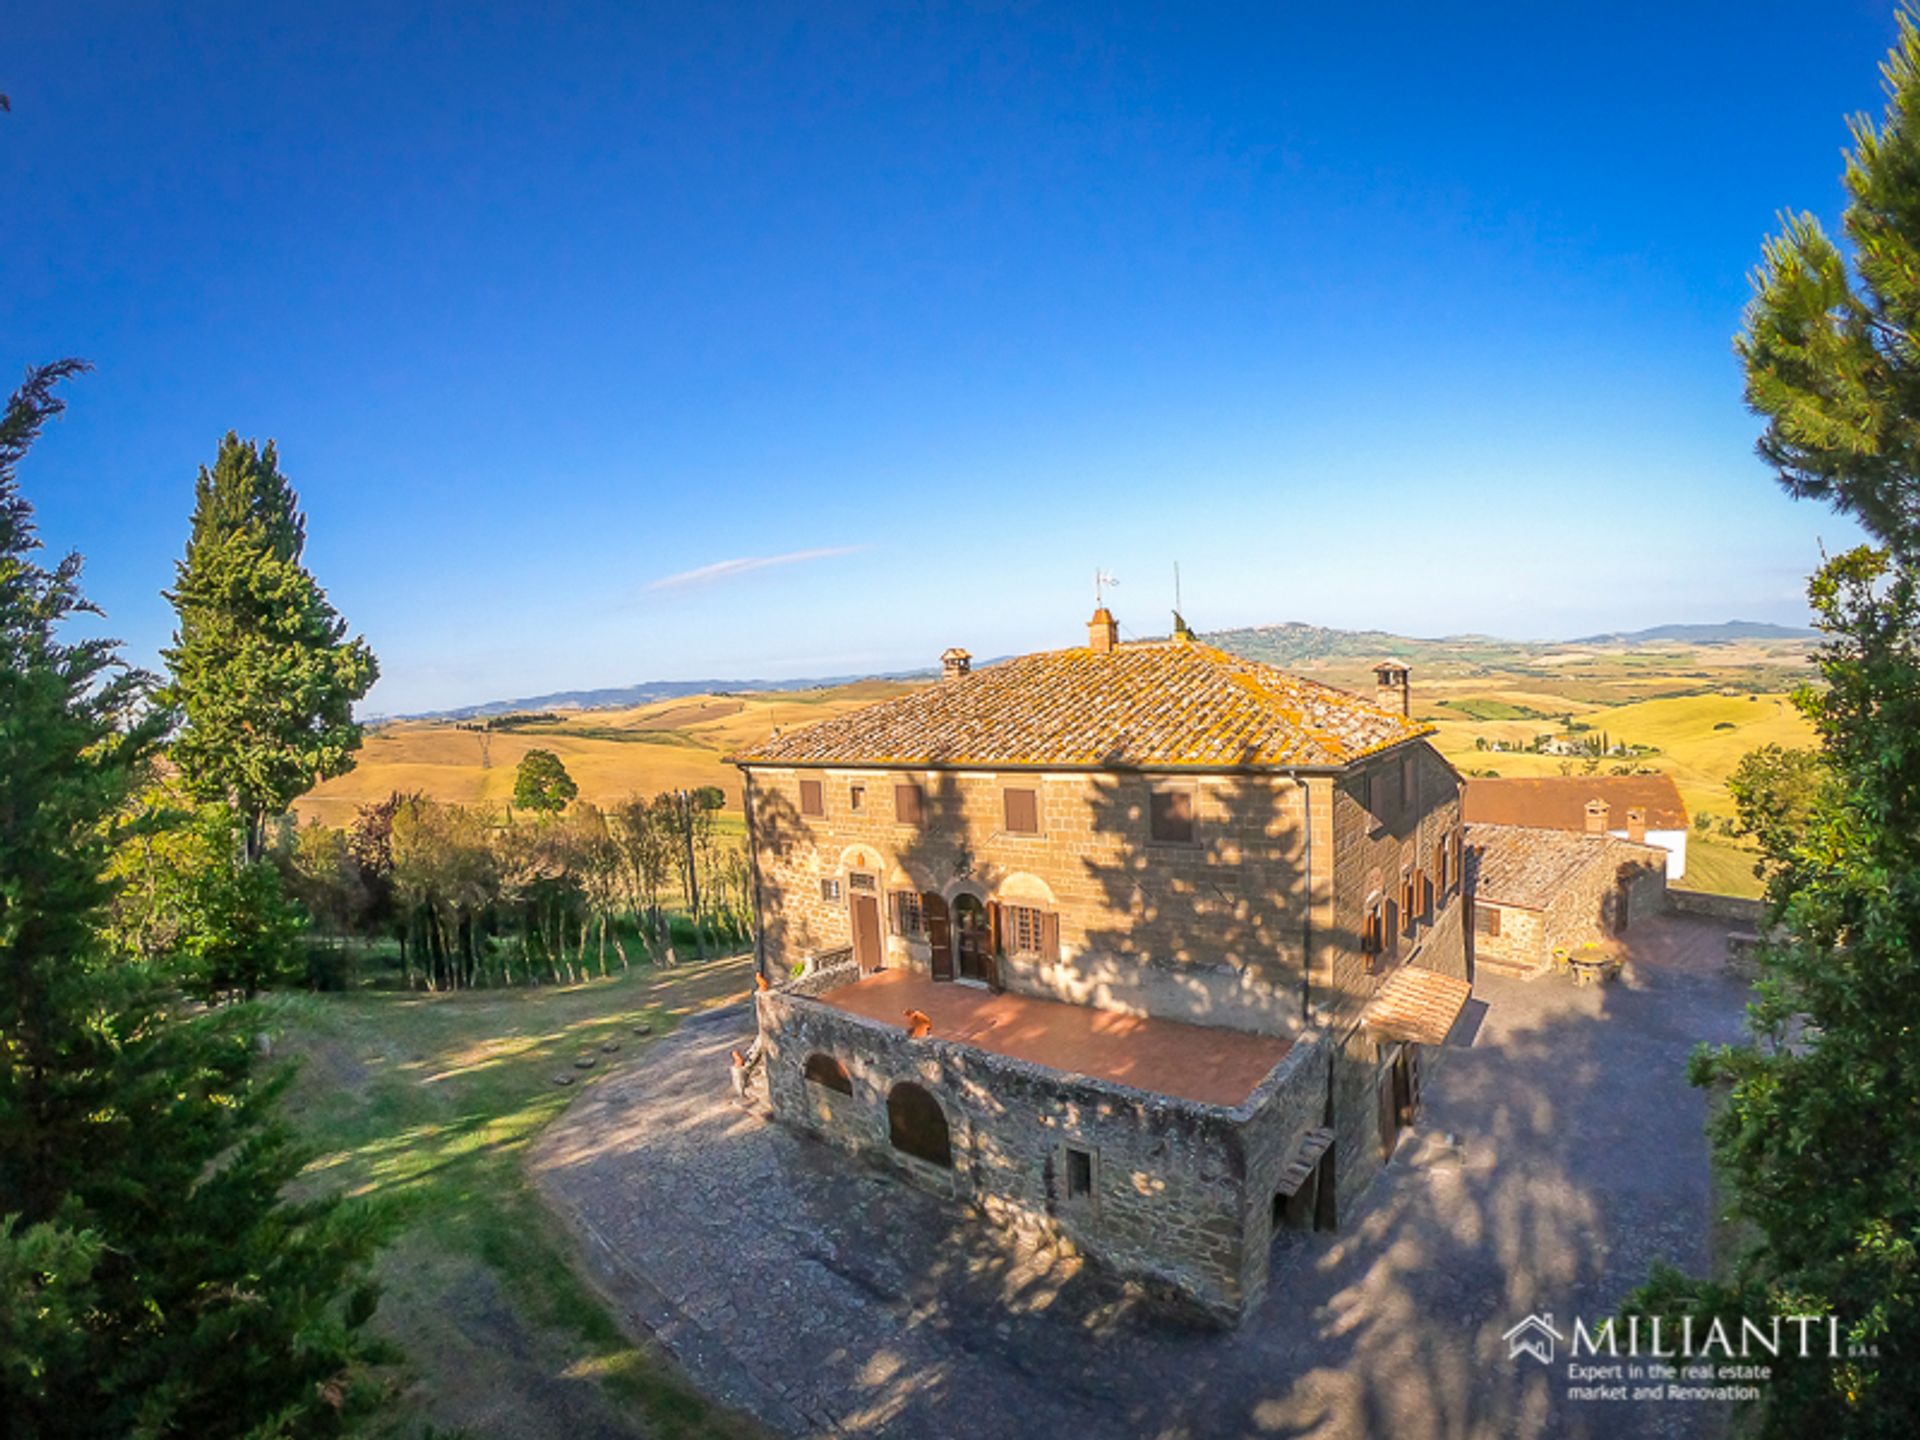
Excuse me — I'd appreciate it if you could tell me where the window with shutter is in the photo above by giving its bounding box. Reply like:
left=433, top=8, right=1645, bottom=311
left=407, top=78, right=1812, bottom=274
left=849, top=784, right=865, bottom=813
left=1004, top=787, right=1040, bottom=834
left=1362, top=898, right=1383, bottom=955
left=1149, top=788, right=1196, bottom=844
left=1474, top=903, right=1501, bottom=937
left=799, top=778, right=823, bottom=816
left=1003, top=904, right=1045, bottom=955
left=892, top=891, right=924, bottom=936
left=894, top=782, right=923, bottom=824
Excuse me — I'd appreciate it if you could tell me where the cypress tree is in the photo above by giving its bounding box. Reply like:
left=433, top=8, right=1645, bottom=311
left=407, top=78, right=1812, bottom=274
left=0, top=365, right=386, bottom=1436
left=162, top=435, right=378, bottom=861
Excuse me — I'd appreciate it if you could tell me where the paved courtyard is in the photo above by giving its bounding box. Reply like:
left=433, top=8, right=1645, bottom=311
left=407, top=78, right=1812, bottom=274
left=530, top=914, right=1750, bottom=1439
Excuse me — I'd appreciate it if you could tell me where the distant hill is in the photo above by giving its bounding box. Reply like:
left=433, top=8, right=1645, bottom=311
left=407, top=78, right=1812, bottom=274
left=1198, top=622, right=1530, bottom=669
left=394, top=617, right=1813, bottom=721
left=1566, top=621, right=1816, bottom=645
left=396, top=669, right=935, bottom=722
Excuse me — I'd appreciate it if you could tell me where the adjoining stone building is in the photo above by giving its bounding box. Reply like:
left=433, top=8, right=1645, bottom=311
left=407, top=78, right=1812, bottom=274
left=1463, top=773, right=1690, bottom=881
left=1466, top=822, right=1669, bottom=979
left=731, top=611, right=1471, bottom=1324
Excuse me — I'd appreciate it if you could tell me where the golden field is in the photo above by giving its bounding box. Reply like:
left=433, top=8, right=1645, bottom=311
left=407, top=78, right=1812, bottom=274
left=295, top=681, right=918, bottom=828
left=303, top=638, right=1822, bottom=897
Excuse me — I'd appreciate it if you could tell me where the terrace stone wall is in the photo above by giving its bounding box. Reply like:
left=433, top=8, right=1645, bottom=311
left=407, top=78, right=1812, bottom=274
left=757, top=986, right=1330, bottom=1324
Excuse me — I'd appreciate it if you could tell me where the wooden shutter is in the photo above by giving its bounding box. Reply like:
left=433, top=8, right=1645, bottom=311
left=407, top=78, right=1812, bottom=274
left=895, top=782, right=922, bottom=824
left=799, top=778, right=823, bottom=816
left=924, top=892, right=953, bottom=981
left=1004, top=788, right=1039, bottom=834
left=1040, top=910, right=1059, bottom=962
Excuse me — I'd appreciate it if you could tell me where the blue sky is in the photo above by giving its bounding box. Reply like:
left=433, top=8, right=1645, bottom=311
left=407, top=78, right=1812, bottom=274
left=3, top=2, right=1895, bottom=715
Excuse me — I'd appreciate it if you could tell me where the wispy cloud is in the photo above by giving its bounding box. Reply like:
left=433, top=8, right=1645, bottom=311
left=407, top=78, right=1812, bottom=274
left=644, top=545, right=869, bottom=593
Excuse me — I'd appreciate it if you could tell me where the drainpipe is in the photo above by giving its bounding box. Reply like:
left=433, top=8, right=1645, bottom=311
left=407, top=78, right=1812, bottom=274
left=1292, top=770, right=1313, bottom=1024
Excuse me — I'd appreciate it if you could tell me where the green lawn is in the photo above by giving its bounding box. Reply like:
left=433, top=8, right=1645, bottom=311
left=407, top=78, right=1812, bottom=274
left=271, top=956, right=763, bottom=1440
left=1684, top=837, right=1766, bottom=900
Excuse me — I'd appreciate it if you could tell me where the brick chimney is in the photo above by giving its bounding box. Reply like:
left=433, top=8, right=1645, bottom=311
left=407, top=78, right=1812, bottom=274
left=1373, top=662, right=1411, bottom=717
left=1585, top=798, right=1611, bottom=835
left=1626, top=805, right=1647, bottom=844
left=941, top=647, right=972, bottom=680
left=1088, top=607, right=1118, bottom=654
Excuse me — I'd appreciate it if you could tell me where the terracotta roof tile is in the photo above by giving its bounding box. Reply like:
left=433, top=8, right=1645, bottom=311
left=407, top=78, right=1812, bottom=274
left=1363, top=966, right=1471, bottom=1045
left=1463, top=775, right=1687, bottom=832
left=1466, top=822, right=1664, bottom=911
left=734, top=639, right=1431, bottom=771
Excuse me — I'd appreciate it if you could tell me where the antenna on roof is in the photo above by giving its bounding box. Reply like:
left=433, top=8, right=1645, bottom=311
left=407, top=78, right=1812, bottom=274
left=1094, top=568, right=1119, bottom=606
left=1172, top=561, right=1193, bottom=640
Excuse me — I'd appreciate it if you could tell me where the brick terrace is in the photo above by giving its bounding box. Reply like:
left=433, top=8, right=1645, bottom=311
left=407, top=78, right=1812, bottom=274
left=817, top=968, right=1294, bottom=1107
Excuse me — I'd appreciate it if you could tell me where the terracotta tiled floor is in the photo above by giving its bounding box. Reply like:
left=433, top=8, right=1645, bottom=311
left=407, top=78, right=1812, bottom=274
left=816, top=968, right=1292, bottom=1107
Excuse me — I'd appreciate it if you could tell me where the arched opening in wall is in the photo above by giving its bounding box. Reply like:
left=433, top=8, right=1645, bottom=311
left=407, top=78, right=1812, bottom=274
left=803, top=1053, right=852, bottom=1095
left=887, top=1082, right=952, bottom=1168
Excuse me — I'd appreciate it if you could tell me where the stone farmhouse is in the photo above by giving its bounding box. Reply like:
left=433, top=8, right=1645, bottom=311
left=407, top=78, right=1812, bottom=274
left=731, top=610, right=1471, bottom=1324
left=1466, top=823, right=1668, bottom=979
left=1464, top=773, right=1690, bottom=880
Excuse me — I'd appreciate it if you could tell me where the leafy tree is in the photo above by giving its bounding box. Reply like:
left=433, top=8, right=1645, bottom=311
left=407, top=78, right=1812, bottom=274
left=104, top=788, right=304, bottom=997
left=162, top=434, right=378, bottom=861
left=512, top=747, right=577, bottom=813
left=1726, top=744, right=1832, bottom=902
left=0, top=363, right=386, bottom=1435
left=1629, top=16, right=1920, bottom=1432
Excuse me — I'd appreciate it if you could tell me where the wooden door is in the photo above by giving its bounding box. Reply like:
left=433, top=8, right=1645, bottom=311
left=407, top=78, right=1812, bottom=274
left=954, top=896, right=988, bottom=981
left=924, top=892, right=953, bottom=981
left=851, top=894, right=883, bottom=973
left=1378, top=1067, right=1399, bottom=1161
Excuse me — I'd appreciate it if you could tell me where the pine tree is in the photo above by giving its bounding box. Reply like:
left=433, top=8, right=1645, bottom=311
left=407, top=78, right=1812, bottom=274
left=1630, top=12, right=1920, bottom=1433
left=162, top=435, right=378, bottom=861
left=0, top=364, right=386, bottom=1437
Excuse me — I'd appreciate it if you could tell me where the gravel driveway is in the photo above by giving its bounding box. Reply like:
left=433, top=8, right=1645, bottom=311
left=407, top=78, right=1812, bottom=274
left=531, top=914, right=1748, bottom=1439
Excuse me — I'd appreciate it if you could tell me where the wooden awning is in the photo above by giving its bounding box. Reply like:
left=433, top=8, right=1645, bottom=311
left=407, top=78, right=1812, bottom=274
left=1364, top=967, right=1472, bottom=1046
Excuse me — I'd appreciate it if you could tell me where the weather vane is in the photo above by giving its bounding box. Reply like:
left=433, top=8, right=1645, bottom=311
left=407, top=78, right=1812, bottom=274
left=1094, top=568, right=1119, bottom=606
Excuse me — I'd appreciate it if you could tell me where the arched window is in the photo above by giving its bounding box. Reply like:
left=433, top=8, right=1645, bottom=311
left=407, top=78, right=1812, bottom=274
left=803, top=1053, right=853, bottom=1095
left=887, top=1082, right=952, bottom=1168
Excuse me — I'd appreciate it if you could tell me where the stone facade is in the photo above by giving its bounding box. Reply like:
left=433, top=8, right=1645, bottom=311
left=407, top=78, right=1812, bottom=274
left=756, top=983, right=1330, bottom=1323
left=1470, top=833, right=1668, bottom=975
left=736, top=648, right=1471, bottom=1326
left=746, top=766, right=1319, bottom=1037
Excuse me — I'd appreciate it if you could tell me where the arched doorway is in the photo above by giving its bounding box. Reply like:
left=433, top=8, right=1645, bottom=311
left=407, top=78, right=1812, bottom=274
left=951, top=894, right=994, bottom=985
left=887, top=1082, right=952, bottom=1168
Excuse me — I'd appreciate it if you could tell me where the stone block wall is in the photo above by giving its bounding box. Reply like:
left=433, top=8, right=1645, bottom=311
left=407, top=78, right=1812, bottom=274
left=1471, top=901, right=1547, bottom=971
left=744, top=765, right=1319, bottom=1038
left=1541, top=842, right=1668, bottom=957
left=1325, top=745, right=1467, bottom=1033
left=757, top=986, right=1331, bottom=1324
left=1666, top=888, right=1767, bottom=927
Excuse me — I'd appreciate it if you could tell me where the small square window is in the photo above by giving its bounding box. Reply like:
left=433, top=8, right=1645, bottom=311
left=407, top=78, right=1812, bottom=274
left=1065, top=1146, right=1093, bottom=1199
left=821, top=878, right=842, bottom=902
left=1475, top=903, right=1501, bottom=938
left=1149, top=788, right=1195, bottom=845
left=1004, top=787, right=1040, bottom=834
left=799, top=778, right=824, bottom=816
left=849, top=784, right=865, bottom=813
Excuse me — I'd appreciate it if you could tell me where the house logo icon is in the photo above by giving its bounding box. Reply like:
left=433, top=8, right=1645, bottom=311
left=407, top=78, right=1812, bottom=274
left=1503, top=1313, right=1565, bottom=1365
